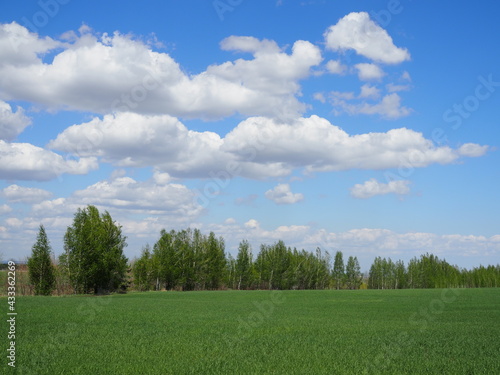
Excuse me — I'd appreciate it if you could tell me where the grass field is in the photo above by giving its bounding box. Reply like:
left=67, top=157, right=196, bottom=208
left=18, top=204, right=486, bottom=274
left=2, top=289, right=500, bottom=374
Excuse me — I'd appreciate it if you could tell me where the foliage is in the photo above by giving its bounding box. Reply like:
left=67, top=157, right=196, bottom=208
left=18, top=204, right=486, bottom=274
left=63, top=205, right=128, bottom=294
left=345, top=255, right=362, bottom=290
left=234, top=240, right=254, bottom=290
left=368, top=253, right=500, bottom=289
left=27, top=225, right=56, bottom=296
left=332, top=251, right=345, bottom=290
left=132, top=245, right=154, bottom=291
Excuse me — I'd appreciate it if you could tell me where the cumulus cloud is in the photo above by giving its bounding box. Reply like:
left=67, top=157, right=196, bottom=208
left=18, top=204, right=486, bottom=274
left=72, top=177, right=202, bottom=217
left=49, top=113, right=488, bottom=179
left=329, top=92, right=411, bottom=119
left=48, top=112, right=225, bottom=177
left=325, top=59, right=347, bottom=75
left=359, top=84, right=380, bottom=99
left=28, top=176, right=204, bottom=236
left=1, top=184, right=52, bottom=203
left=0, top=101, right=31, bottom=141
left=355, top=63, right=385, bottom=81
left=0, top=140, right=98, bottom=181
left=224, top=115, right=484, bottom=173
left=324, top=12, right=410, bottom=64
left=350, top=178, right=410, bottom=199
left=265, top=183, right=304, bottom=205
left=0, top=24, right=322, bottom=120
left=354, top=93, right=412, bottom=119
left=458, top=143, right=489, bottom=158
left=48, top=112, right=291, bottom=179
left=0, top=22, right=61, bottom=67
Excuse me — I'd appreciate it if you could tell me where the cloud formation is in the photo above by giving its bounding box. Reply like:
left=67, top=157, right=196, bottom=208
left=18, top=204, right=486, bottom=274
left=1, top=184, right=53, bottom=203
left=324, top=12, right=410, bottom=64
left=265, top=183, right=304, bottom=204
left=350, top=178, right=410, bottom=199
left=355, top=63, right=385, bottom=81
left=0, top=140, right=98, bottom=181
left=0, top=24, right=322, bottom=120
left=49, top=113, right=488, bottom=179
left=0, top=100, right=31, bottom=141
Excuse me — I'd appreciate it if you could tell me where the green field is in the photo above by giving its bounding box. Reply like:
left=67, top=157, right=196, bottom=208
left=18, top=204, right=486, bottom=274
left=2, top=289, right=500, bottom=374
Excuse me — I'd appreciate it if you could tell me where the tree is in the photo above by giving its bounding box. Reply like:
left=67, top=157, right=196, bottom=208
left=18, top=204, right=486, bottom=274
left=205, top=232, right=226, bottom=290
left=394, top=260, right=407, bottom=289
left=28, top=225, right=56, bottom=296
left=64, top=205, right=128, bottom=294
left=133, top=245, right=154, bottom=291
left=333, top=251, right=345, bottom=290
left=235, top=240, right=254, bottom=290
left=345, top=256, right=362, bottom=290
left=368, top=257, right=383, bottom=289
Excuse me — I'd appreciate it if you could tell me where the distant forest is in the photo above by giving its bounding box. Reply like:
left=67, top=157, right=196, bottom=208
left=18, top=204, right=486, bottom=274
left=131, top=228, right=500, bottom=292
left=6, top=205, right=500, bottom=296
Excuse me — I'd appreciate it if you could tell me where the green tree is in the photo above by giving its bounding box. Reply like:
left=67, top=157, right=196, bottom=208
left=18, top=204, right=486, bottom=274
left=27, top=225, right=56, bottom=296
left=152, top=229, right=177, bottom=290
left=133, top=244, right=154, bottom=291
left=205, top=232, right=226, bottom=290
left=64, top=205, right=128, bottom=294
left=368, top=257, right=383, bottom=289
left=394, top=260, right=407, bottom=289
left=345, top=256, right=362, bottom=290
left=235, top=240, right=253, bottom=290
left=333, top=251, right=345, bottom=290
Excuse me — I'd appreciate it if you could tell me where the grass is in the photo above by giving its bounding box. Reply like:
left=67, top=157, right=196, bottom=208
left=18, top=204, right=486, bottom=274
left=1, top=289, right=500, bottom=374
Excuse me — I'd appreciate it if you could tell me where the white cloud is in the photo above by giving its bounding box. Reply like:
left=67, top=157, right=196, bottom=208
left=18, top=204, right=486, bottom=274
left=324, top=12, right=410, bottom=64
left=50, top=113, right=488, bottom=179
left=325, top=59, right=347, bottom=75
left=401, top=71, right=412, bottom=81
left=350, top=178, right=410, bottom=199
left=458, top=143, right=489, bottom=158
left=313, top=92, right=326, bottom=103
left=48, top=112, right=227, bottom=177
left=219, top=35, right=281, bottom=54
left=0, top=24, right=322, bottom=120
left=355, top=63, right=385, bottom=81
left=0, top=22, right=60, bottom=67
left=26, top=175, right=205, bottom=245
left=244, top=219, right=260, bottom=229
left=265, top=183, right=304, bottom=205
left=0, top=140, right=98, bottom=181
left=1, top=184, right=52, bottom=203
left=0, top=204, right=12, bottom=215
left=359, top=84, right=380, bottom=99
left=223, top=116, right=487, bottom=173
left=386, top=83, right=411, bottom=93
left=5, top=217, right=22, bottom=227
left=71, top=177, right=202, bottom=217
left=356, top=93, right=412, bottom=119
left=48, top=112, right=290, bottom=179
left=0, top=101, right=31, bottom=141
left=329, top=92, right=411, bottom=119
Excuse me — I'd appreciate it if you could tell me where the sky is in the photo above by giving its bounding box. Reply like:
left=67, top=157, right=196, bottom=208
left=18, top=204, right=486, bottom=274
left=0, top=0, right=499, bottom=271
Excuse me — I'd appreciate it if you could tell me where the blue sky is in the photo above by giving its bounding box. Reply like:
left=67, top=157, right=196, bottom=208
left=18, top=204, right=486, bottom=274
left=0, top=0, right=499, bottom=271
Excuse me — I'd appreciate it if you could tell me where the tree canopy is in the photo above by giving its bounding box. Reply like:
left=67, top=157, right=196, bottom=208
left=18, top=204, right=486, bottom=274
left=63, top=205, right=128, bottom=294
left=28, top=225, right=56, bottom=296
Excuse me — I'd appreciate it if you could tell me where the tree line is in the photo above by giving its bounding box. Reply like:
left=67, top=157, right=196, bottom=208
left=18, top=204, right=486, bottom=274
left=22, top=205, right=500, bottom=295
